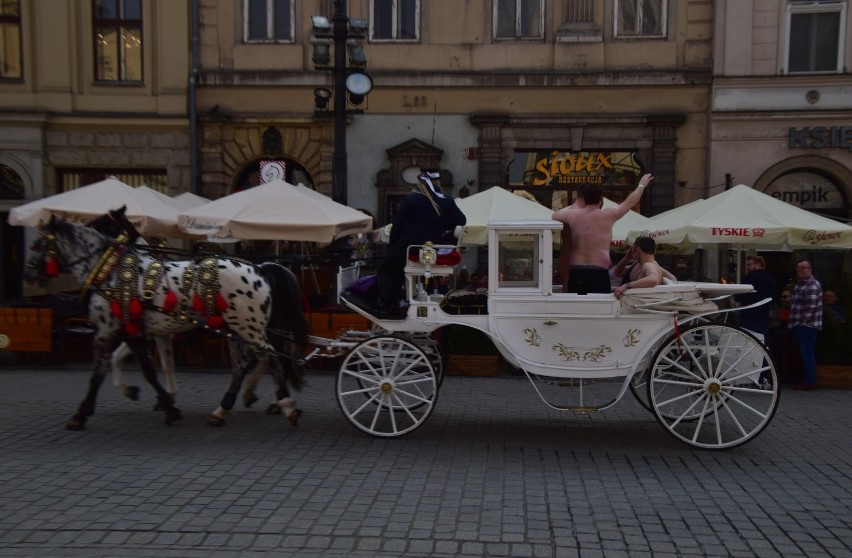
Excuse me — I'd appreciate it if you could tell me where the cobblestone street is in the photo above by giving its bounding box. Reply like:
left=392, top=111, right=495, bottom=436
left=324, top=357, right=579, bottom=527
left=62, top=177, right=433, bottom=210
left=0, top=365, right=850, bottom=557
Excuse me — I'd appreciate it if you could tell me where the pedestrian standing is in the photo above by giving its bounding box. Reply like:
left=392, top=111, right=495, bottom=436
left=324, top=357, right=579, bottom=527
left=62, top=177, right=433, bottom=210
left=735, top=255, right=778, bottom=345
left=788, top=261, right=822, bottom=390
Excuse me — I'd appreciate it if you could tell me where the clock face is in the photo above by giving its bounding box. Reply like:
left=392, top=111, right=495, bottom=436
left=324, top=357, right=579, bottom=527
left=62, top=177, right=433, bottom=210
left=345, top=72, right=373, bottom=96
left=260, top=161, right=286, bottom=183
left=401, top=166, right=421, bottom=185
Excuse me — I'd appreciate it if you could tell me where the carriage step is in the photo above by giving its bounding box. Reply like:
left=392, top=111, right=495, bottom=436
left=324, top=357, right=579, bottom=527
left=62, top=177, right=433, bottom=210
left=568, top=406, right=601, bottom=413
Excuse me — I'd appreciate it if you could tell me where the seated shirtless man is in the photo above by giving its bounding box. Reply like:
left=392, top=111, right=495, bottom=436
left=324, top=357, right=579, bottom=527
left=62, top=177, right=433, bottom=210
left=552, top=173, right=653, bottom=294
left=613, top=236, right=667, bottom=299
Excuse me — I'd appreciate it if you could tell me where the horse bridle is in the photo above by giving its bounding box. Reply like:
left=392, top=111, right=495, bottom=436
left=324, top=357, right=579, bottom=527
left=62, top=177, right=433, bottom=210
left=27, top=223, right=129, bottom=287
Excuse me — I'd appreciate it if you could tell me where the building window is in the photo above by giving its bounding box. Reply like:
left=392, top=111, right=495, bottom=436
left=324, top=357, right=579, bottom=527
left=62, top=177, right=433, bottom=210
left=786, top=1, right=846, bottom=73
left=495, top=0, right=544, bottom=39
left=245, top=0, right=293, bottom=42
left=614, top=0, right=666, bottom=38
left=371, top=0, right=418, bottom=41
left=0, top=1, right=21, bottom=79
left=58, top=169, right=167, bottom=193
left=0, top=165, right=24, bottom=199
left=93, top=0, right=143, bottom=82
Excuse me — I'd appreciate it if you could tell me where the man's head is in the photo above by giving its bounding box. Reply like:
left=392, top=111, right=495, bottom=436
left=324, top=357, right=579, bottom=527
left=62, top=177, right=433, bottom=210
left=580, top=183, right=603, bottom=206
left=795, top=260, right=813, bottom=280
left=746, top=255, right=765, bottom=270
left=824, top=290, right=838, bottom=305
left=634, top=236, right=656, bottom=256
left=781, top=289, right=792, bottom=306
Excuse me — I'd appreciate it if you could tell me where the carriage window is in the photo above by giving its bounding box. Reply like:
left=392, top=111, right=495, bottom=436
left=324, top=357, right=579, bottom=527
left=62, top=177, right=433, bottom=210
left=496, top=232, right=540, bottom=289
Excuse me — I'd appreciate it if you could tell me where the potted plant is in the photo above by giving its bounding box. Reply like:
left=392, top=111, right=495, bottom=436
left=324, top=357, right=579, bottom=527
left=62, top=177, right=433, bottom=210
left=446, top=325, right=501, bottom=376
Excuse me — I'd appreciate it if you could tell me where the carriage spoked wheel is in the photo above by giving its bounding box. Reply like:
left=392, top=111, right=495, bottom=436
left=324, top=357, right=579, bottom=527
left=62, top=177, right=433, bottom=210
left=647, top=324, right=779, bottom=449
left=337, top=335, right=438, bottom=437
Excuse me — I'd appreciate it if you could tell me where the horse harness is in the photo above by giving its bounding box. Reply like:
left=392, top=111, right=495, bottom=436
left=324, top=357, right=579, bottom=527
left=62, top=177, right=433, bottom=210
left=79, top=238, right=299, bottom=361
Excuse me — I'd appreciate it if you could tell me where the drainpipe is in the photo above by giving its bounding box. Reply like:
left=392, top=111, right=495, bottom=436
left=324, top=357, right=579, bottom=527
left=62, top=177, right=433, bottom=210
left=189, top=0, right=200, bottom=194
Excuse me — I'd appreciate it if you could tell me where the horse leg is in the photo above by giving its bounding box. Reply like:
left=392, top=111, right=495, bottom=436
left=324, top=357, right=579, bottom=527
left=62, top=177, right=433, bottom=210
left=124, top=337, right=182, bottom=425
left=67, top=336, right=113, bottom=430
left=265, top=355, right=301, bottom=426
left=241, top=357, right=262, bottom=408
left=110, top=342, right=140, bottom=402
left=153, top=336, right=178, bottom=397
left=208, top=342, right=254, bottom=427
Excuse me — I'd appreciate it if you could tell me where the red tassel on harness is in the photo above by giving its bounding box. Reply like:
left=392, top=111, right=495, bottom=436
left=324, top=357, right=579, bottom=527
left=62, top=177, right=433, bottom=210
left=45, top=257, right=59, bottom=277
left=163, top=291, right=178, bottom=313
left=193, top=293, right=204, bottom=312
left=124, top=321, right=141, bottom=336
left=110, top=299, right=122, bottom=318
left=215, top=293, right=228, bottom=312
left=129, top=298, right=143, bottom=318
left=207, top=316, right=224, bottom=329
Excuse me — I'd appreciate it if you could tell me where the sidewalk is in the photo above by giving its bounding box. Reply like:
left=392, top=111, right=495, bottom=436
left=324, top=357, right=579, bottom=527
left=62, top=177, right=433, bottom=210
left=0, top=365, right=850, bottom=557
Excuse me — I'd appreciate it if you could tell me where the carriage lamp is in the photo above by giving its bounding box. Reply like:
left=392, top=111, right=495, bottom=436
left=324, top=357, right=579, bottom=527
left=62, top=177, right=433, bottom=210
left=419, top=243, right=437, bottom=266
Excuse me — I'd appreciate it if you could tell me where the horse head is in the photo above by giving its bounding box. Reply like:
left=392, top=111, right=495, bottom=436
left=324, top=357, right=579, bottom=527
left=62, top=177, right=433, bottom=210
left=87, top=205, right=142, bottom=244
left=24, top=217, right=122, bottom=286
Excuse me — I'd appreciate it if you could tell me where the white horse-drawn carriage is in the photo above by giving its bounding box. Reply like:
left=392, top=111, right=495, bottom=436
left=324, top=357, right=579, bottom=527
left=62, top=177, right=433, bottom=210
left=25, top=213, right=778, bottom=449
left=323, top=219, right=779, bottom=450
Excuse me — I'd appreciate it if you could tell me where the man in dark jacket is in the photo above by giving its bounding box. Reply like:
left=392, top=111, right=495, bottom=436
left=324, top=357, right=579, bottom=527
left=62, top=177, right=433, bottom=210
left=735, top=255, right=777, bottom=346
left=375, top=169, right=466, bottom=317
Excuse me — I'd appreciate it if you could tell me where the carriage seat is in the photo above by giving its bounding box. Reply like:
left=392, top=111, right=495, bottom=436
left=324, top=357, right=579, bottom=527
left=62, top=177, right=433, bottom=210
left=619, top=284, right=719, bottom=314
left=439, top=288, right=488, bottom=315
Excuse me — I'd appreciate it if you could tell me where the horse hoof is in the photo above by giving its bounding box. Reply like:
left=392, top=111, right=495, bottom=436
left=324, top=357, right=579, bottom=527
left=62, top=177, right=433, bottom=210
left=265, top=403, right=282, bottom=415
left=153, top=402, right=164, bottom=411
left=207, top=415, right=226, bottom=427
left=66, top=418, right=85, bottom=430
left=243, top=394, right=259, bottom=408
left=123, top=386, right=140, bottom=401
left=287, top=409, right=302, bottom=427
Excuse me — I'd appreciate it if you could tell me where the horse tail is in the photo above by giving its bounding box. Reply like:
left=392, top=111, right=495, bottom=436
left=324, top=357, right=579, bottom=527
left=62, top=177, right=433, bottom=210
left=259, top=262, right=309, bottom=350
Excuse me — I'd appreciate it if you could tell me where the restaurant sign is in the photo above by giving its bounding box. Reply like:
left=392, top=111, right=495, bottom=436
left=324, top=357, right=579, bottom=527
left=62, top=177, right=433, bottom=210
left=508, top=151, right=644, bottom=188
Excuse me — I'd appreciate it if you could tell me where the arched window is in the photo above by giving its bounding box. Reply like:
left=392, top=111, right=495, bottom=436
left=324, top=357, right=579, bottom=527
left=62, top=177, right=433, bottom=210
left=0, top=164, right=24, bottom=199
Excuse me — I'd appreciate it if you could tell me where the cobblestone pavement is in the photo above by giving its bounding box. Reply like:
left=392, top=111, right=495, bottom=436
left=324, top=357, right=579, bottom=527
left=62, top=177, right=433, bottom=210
left=0, top=364, right=850, bottom=558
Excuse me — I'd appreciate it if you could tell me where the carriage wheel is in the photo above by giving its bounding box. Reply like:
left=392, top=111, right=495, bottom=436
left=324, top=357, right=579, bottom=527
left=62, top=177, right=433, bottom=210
left=647, top=324, right=779, bottom=449
left=337, top=335, right=438, bottom=437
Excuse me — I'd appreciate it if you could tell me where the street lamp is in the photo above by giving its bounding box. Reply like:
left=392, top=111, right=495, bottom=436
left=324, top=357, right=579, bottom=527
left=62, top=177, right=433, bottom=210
left=311, top=0, right=372, bottom=206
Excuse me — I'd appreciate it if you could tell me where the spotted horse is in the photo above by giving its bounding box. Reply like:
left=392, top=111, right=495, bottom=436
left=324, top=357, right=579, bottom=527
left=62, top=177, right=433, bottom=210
left=24, top=216, right=309, bottom=430
left=87, top=207, right=302, bottom=419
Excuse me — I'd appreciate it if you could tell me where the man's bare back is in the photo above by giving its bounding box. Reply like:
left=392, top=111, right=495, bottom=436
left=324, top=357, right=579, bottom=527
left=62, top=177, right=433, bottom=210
left=552, top=173, right=654, bottom=270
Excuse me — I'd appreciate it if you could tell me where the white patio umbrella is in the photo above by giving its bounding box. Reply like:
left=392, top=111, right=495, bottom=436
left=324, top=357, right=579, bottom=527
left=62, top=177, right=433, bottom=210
left=177, top=180, right=373, bottom=243
left=7, top=178, right=191, bottom=238
left=170, top=192, right=212, bottom=211
left=626, top=185, right=852, bottom=250
left=456, top=187, right=554, bottom=244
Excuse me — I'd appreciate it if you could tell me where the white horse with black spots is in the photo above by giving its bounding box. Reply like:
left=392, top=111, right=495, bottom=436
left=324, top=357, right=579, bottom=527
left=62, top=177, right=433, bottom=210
left=24, top=217, right=309, bottom=430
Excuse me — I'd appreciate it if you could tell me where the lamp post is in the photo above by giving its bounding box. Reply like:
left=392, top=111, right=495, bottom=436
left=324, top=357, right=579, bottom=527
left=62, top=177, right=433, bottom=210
left=332, top=0, right=348, bottom=205
left=311, top=1, right=372, bottom=206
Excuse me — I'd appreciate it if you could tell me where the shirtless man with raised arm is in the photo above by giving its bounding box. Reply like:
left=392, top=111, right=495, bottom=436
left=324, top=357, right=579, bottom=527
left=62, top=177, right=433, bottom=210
left=551, top=173, right=653, bottom=294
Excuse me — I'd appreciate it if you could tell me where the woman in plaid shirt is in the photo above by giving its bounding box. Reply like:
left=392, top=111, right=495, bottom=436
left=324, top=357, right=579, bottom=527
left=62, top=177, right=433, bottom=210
left=788, top=261, right=823, bottom=390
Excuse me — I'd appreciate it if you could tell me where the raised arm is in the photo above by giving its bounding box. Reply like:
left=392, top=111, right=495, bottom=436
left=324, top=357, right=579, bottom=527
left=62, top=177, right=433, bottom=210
left=611, top=173, right=653, bottom=220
